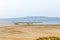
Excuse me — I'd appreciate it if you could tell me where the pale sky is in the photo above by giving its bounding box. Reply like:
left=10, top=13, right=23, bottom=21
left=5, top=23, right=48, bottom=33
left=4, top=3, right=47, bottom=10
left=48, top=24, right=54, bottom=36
left=0, top=0, right=60, bottom=18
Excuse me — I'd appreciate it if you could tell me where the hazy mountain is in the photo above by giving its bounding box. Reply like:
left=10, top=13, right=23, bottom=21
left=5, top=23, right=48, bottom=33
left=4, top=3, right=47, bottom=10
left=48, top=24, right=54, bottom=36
left=0, top=16, right=60, bottom=23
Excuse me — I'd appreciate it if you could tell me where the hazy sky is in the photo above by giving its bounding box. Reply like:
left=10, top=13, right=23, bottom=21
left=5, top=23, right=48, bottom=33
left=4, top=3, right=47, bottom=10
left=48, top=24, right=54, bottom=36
left=0, top=0, right=60, bottom=18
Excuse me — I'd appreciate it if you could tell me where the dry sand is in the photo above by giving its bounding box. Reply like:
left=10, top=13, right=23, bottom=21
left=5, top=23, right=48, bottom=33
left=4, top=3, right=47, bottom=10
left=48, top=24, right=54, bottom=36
left=0, top=23, right=60, bottom=40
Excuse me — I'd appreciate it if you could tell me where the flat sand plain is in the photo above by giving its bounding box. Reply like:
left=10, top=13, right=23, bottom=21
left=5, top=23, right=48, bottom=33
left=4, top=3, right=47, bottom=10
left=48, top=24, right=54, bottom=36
left=0, top=23, right=60, bottom=40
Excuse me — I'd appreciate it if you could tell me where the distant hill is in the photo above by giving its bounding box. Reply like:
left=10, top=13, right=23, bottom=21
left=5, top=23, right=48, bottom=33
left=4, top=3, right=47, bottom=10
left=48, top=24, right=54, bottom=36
left=0, top=16, right=60, bottom=23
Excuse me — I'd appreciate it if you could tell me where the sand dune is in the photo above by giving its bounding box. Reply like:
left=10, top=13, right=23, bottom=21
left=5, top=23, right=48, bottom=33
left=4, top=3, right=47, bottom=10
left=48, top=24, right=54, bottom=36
left=0, top=24, right=60, bottom=40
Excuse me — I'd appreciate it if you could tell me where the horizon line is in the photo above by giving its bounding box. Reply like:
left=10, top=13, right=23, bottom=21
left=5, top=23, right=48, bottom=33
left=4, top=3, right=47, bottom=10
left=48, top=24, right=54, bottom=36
left=0, top=16, right=60, bottom=19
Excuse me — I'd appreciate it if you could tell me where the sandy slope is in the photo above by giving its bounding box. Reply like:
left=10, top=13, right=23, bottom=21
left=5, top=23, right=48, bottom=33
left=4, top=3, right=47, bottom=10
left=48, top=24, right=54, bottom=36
left=0, top=24, right=60, bottom=40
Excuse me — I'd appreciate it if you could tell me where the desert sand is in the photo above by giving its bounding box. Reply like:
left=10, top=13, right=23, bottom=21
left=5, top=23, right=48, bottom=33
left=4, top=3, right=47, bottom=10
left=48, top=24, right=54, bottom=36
left=0, top=23, right=60, bottom=40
